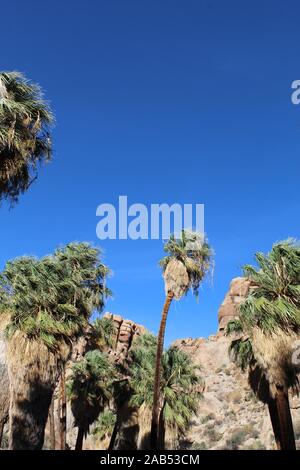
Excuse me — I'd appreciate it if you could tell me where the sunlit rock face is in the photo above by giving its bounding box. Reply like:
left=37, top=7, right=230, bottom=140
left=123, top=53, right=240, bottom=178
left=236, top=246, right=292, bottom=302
left=217, top=277, right=251, bottom=333
left=103, top=312, right=147, bottom=364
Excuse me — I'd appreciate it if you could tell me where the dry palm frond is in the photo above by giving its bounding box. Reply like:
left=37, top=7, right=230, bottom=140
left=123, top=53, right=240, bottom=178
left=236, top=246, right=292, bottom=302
left=251, top=327, right=300, bottom=397
left=164, top=259, right=189, bottom=299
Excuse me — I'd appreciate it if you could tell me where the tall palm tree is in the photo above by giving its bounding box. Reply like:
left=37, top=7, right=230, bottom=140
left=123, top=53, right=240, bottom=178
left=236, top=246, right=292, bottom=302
left=0, top=71, right=53, bottom=203
left=151, top=230, right=212, bottom=448
left=0, top=242, right=111, bottom=449
left=227, top=240, right=300, bottom=450
left=130, top=334, right=202, bottom=449
left=68, top=350, right=116, bottom=450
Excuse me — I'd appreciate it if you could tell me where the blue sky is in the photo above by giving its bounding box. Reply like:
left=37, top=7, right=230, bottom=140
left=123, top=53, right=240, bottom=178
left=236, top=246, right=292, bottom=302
left=1, top=0, right=300, bottom=345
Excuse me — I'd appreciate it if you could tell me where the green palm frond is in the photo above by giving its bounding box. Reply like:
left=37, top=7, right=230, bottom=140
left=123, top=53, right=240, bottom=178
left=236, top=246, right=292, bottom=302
left=128, top=336, right=202, bottom=433
left=0, top=71, right=54, bottom=203
left=239, top=239, right=300, bottom=334
left=92, top=316, right=116, bottom=349
left=68, top=350, right=117, bottom=434
left=0, top=242, right=111, bottom=350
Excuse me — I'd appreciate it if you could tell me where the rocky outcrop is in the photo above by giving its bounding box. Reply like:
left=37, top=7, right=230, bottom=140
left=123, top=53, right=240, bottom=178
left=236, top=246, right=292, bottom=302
left=218, top=277, right=251, bottom=332
left=44, top=313, right=146, bottom=450
left=173, top=334, right=300, bottom=450
left=103, top=312, right=146, bottom=364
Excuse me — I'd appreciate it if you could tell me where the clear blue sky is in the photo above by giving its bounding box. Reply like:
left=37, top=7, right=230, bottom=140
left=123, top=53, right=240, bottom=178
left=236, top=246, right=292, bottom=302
left=1, top=0, right=300, bottom=345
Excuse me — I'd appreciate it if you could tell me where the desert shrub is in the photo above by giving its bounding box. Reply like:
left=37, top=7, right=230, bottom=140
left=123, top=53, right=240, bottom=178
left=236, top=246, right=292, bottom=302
left=205, top=424, right=222, bottom=443
left=247, top=440, right=266, bottom=450
left=224, top=409, right=236, bottom=418
left=201, top=413, right=215, bottom=424
left=242, top=423, right=259, bottom=439
left=192, top=441, right=207, bottom=450
left=225, top=427, right=249, bottom=450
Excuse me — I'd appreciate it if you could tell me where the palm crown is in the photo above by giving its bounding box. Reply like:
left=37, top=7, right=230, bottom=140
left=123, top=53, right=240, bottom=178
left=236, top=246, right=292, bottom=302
left=0, top=242, right=111, bottom=350
left=160, top=230, right=212, bottom=299
left=68, top=350, right=116, bottom=437
left=0, top=71, right=53, bottom=203
left=238, top=239, right=300, bottom=333
left=129, top=334, right=202, bottom=433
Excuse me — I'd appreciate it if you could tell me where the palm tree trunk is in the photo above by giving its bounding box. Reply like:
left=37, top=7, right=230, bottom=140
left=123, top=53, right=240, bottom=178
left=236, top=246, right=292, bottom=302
left=8, top=384, right=54, bottom=450
left=75, top=426, right=84, bottom=450
left=268, top=397, right=282, bottom=450
left=0, top=421, right=4, bottom=448
left=274, top=385, right=296, bottom=450
left=150, top=291, right=174, bottom=450
left=59, top=369, right=67, bottom=450
left=49, top=397, right=56, bottom=450
left=108, top=421, right=118, bottom=450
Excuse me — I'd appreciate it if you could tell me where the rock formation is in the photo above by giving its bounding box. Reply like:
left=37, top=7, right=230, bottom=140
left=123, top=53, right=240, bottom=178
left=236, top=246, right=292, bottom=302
left=218, top=277, right=251, bottom=332
left=44, top=312, right=146, bottom=450
left=103, top=312, right=146, bottom=364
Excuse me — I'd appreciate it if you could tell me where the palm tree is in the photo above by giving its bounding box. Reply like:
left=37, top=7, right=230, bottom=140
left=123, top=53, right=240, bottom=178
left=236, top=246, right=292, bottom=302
left=92, top=409, right=116, bottom=445
left=0, top=71, right=53, bottom=204
left=129, top=334, right=202, bottom=449
left=227, top=240, right=300, bottom=450
left=151, top=230, right=212, bottom=448
left=0, top=242, right=111, bottom=449
left=67, top=350, right=116, bottom=450
left=91, top=316, right=116, bottom=350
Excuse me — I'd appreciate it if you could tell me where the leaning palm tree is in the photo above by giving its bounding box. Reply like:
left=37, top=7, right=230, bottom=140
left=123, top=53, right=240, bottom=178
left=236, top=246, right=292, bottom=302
left=130, top=334, right=202, bottom=449
left=227, top=239, right=300, bottom=450
left=0, top=242, right=111, bottom=449
left=0, top=71, right=53, bottom=203
left=151, top=230, right=212, bottom=448
left=68, top=350, right=116, bottom=450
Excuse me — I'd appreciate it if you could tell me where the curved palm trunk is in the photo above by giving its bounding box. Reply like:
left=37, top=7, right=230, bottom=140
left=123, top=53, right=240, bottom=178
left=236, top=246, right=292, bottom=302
left=274, top=385, right=296, bottom=450
left=75, top=426, right=84, bottom=450
left=268, top=397, right=282, bottom=450
left=150, top=291, right=174, bottom=450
